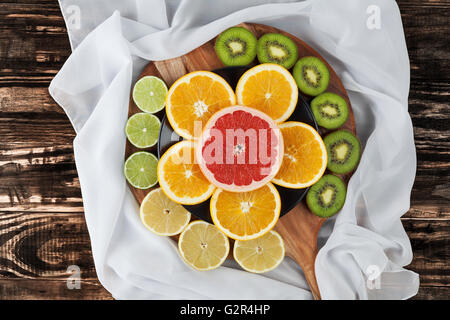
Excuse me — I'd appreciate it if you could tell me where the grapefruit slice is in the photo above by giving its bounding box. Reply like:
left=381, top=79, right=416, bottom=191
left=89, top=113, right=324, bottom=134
left=196, top=106, right=284, bottom=192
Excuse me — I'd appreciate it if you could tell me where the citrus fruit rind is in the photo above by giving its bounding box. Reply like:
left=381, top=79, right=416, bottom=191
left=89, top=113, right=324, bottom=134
left=233, top=230, right=285, bottom=273
left=235, top=63, right=298, bottom=123
left=133, top=76, right=168, bottom=113
left=196, top=105, right=284, bottom=192
left=178, top=220, right=230, bottom=271
left=271, top=121, right=327, bottom=189
left=124, top=151, right=158, bottom=189
left=157, top=141, right=216, bottom=205
left=210, top=182, right=281, bottom=241
left=165, top=71, right=236, bottom=140
left=125, top=112, right=161, bottom=148
left=140, top=188, right=191, bottom=236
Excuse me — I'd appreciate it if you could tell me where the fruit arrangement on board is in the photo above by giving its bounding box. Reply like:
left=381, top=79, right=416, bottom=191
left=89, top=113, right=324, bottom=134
left=124, top=26, right=361, bottom=273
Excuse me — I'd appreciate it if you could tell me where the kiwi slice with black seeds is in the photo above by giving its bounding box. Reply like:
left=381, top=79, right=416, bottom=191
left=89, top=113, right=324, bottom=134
left=215, top=27, right=257, bottom=66
left=293, top=56, right=330, bottom=96
left=324, top=130, right=361, bottom=174
left=306, top=174, right=346, bottom=218
left=311, top=92, right=349, bottom=129
left=256, top=33, right=298, bottom=69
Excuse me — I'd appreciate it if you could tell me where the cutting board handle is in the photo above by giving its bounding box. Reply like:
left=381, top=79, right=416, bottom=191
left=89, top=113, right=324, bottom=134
left=275, top=203, right=325, bottom=300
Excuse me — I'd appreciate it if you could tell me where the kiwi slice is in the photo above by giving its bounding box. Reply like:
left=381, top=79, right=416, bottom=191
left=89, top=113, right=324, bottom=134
left=215, top=27, right=257, bottom=66
left=306, top=174, right=346, bottom=218
left=293, top=56, right=330, bottom=96
left=311, top=92, right=349, bottom=129
left=324, top=130, right=361, bottom=174
left=256, top=33, right=298, bottom=69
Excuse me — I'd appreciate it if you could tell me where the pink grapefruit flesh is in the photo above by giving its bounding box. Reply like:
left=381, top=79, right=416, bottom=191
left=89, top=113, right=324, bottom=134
left=196, top=106, right=284, bottom=192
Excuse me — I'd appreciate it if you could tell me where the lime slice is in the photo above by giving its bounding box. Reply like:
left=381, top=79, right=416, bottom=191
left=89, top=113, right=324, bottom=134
left=140, top=188, right=191, bottom=236
left=132, top=76, right=167, bottom=113
left=125, top=113, right=161, bottom=148
left=124, top=152, right=158, bottom=189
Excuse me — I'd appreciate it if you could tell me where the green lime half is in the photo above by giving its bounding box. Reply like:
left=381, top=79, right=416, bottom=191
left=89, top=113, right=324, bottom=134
left=132, top=76, right=167, bottom=113
left=124, top=152, right=158, bottom=189
left=126, top=113, right=161, bottom=148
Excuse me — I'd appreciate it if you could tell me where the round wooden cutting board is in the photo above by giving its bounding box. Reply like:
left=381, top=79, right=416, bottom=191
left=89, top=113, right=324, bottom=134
left=125, top=23, right=356, bottom=300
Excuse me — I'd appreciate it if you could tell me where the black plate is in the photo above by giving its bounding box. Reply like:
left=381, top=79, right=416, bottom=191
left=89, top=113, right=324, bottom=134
left=157, top=66, right=317, bottom=223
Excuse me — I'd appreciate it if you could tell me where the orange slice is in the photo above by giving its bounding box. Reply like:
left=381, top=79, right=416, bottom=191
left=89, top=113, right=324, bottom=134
left=166, top=71, right=236, bottom=140
left=235, top=63, right=298, bottom=123
left=157, top=141, right=216, bottom=204
left=210, top=182, right=281, bottom=240
left=272, top=122, right=327, bottom=188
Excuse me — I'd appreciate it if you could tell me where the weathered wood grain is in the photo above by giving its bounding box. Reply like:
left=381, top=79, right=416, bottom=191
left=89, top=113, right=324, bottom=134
left=0, top=279, right=112, bottom=300
left=0, top=212, right=96, bottom=279
left=0, top=212, right=445, bottom=295
left=402, top=219, right=450, bottom=287
left=413, top=286, right=450, bottom=300
left=0, top=0, right=447, bottom=300
left=0, top=3, right=70, bottom=86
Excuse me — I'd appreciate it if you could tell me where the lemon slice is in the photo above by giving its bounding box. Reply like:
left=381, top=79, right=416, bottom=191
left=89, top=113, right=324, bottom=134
left=140, top=188, right=191, bottom=236
left=178, top=221, right=229, bottom=271
left=233, top=230, right=285, bottom=273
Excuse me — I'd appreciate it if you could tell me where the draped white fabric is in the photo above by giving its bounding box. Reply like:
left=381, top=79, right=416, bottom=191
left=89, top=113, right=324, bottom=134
left=49, top=0, right=419, bottom=299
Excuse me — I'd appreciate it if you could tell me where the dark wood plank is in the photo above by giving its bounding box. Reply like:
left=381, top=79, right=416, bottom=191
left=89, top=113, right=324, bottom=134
left=0, top=212, right=444, bottom=292
left=0, top=3, right=70, bottom=86
left=0, top=212, right=97, bottom=279
left=0, top=87, right=81, bottom=211
left=401, top=219, right=449, bottom=287
left=0, top=211, right=114, bottom=299
left=412, top=286, right=450, bottom=300
left=0, top=279, right=112, bottom=300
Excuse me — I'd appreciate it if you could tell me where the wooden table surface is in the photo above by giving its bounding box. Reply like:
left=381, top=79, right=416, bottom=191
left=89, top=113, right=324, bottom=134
left=0, top=0, right=448, bottom=300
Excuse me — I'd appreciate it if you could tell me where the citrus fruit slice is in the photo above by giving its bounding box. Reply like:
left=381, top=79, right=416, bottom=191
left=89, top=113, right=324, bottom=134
left=271, top=122, right=327, bottom=189
left=196, top=106, right=283, bottom=192
left=140, top=188, right=191, bottom=236
left=157, top=141, right=216, bottom=205
left=166, top=71, right=236, bottom=140
left=235, top=63, right=298, bottom=123
left=133, top=76, right=168, bottom=113
left=178, top=221, right=230, bottom=271
left=210, top=182, right=281, bottom=240
left=125, top=112, right=161, bottom=148
left=124, top=151, right=158, bottom=189
left=233, top=230, right=285, bottom=273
